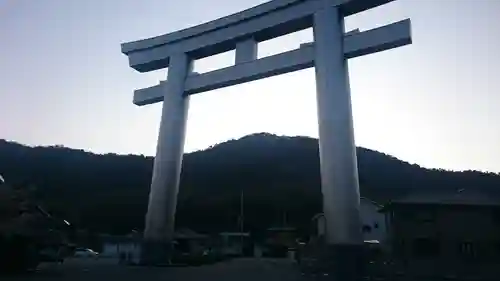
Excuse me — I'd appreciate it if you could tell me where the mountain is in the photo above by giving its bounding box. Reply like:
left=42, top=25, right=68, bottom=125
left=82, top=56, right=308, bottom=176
left=0, top=133, right=499, bottom=235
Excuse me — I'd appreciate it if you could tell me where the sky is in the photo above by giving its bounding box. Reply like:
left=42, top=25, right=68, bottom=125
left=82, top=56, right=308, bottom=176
left=1, top=0, right=499, bottom=173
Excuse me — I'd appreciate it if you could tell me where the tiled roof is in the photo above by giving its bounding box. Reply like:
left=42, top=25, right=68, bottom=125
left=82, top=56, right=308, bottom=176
left=101, top=229, right=208, bottom=243
left=173, top=228, right=208, bottom=239
left=387, top=188, right=500, bottom=207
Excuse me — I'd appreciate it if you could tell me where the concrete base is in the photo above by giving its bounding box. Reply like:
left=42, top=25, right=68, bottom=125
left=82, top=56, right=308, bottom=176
left=139, top=240, right=173, bottom=266
left=318, top=244, right=366, bottom=281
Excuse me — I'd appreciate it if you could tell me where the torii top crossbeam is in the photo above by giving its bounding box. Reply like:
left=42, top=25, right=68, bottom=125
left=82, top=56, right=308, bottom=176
left=121, top=0, right=406, bottom=73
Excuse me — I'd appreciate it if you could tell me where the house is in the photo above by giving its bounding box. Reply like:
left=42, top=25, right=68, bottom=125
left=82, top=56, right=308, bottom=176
left=311, top=197, right=386, bottom=244
left=380, top=188, right=500, bottom=280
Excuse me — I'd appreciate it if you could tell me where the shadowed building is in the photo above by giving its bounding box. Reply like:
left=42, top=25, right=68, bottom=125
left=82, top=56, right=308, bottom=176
left=381, top=188, right=500, bottom=280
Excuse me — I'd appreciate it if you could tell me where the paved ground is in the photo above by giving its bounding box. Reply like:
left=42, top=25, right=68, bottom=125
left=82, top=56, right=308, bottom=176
left=2, top=258, right=311, bottom=281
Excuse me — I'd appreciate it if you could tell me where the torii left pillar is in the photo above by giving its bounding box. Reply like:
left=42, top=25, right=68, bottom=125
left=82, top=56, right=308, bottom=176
left=140, top=53, right=192, bottom=264
left=140, top=40, right=258, bottom=264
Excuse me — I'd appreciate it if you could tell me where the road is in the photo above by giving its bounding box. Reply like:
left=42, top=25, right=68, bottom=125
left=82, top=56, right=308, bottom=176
left=2, top=258, right=311, bottom=281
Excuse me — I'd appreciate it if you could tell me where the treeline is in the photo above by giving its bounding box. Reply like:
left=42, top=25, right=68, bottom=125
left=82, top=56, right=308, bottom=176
left=0, top=133, right=499, bottom=235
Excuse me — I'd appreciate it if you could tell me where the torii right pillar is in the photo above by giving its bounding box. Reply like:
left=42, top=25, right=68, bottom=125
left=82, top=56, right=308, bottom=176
left=314, top=5, right=364, bottom=280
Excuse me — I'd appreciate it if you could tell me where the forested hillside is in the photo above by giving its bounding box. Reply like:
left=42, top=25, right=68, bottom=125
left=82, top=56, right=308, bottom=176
left=1, top=133, right=498, bottom=235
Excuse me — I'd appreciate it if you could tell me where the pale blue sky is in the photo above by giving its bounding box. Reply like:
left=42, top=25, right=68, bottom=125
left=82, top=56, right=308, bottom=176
left=1, top=0, right=499, bottom=173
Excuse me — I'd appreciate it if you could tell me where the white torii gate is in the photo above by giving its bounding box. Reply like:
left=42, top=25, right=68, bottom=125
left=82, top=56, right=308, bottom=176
left=121, top=0, right=411, bottom=270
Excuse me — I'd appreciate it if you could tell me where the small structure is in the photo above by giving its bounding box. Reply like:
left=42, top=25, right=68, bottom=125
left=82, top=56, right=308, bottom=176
left=264, top=227, right=298, bottom=257
left=100, top=233, right=141, bottom=264
left=380, top=188, right=500, bottom=280
left=172, top=228, right=209, bottom=256
left=218, top=232, right=251, bottom=257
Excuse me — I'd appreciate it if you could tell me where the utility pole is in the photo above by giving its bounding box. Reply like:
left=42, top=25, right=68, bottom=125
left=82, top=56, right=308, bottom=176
left=239, top=189, right=245, bottom=256
left=239, top=189, right=244, bottom=233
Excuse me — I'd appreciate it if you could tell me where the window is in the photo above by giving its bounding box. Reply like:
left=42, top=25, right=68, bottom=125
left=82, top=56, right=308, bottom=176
left=493, top=211, right=500, bottom=224
left=174, top=239, right=190, bottom=253
left=394, top=238, right=405, bottom=255
left=413, top=238, right=440, bottom=258
left=415, top=210, right=435, bottom=223
left=362, top=225, right=372, bottom=233
left=399, top=210, right=413, bottom=220
left=459, top=242, right=475, bottom=258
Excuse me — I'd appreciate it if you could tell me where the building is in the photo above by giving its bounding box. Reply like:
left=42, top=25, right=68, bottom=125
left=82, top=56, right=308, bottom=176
left=381, top=188, right=500, bottom=280
left=360, top=197, right=386, bottom=243
left=312, top=197, right=386, bottom=243
left=218, top=232, right=251, bottom=257
left=100, top=229, right=208, bottom=264
left=298, top=197, right=385, bottom=275
left=173, top=228, right=209, bottom=256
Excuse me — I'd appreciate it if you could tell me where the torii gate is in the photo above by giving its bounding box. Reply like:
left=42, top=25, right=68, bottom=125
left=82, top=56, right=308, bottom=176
left=121, top=0, right=411, bottom=271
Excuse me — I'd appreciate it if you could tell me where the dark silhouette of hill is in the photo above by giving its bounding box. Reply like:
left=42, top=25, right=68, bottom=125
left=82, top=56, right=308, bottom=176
left=0, top=133, right=499, bottom=235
